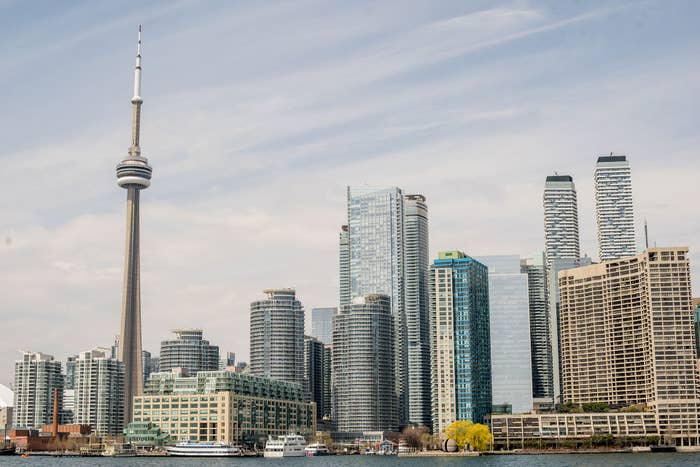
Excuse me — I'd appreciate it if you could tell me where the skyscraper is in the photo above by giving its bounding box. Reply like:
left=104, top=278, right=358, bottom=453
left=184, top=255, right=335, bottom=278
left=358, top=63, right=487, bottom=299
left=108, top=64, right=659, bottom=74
left=74, top=347, right=125, bottom=436
left=559, top=248, right=700, bottom=445
left=12, top=352, right=63, bottom=430
left=548, top=256, right=591, bottom=403
left=322, top=344, right=332, bottom=421
left=332, top=294, right=396, bottom=435
left=520, top=252, right=553, bottom=401
left=159, top=329, right=219, bottom=375
left=303, top=335, right=327, bottom=420
left=339, top=225, right=350, bottom=307
left=543, top=175, right=580, bottom=268
left=404, top=194, right=431, bottom=427
left=250, top=289, right=305, bottom=385
left=474, top=255, right=533, bottom=414
left=595, top=155, right=636, bottom=261
left=430, top=251, right=491, bottom=433
left=116, top=26, right=152, bottom=426
left=64, top=355, right=77, bottom=390
left=347, top=186, right=406, bottom=424
left=311, top=307, right=337, bottom=345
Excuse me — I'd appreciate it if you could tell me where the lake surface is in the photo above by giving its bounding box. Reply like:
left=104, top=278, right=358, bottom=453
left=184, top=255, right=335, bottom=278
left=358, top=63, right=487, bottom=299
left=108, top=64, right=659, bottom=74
left=2, top=453, right=699, bottom=467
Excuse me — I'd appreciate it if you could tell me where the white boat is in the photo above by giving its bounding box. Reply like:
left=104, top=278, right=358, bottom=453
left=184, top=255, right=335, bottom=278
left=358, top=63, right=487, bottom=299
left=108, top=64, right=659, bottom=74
left=305, top=442, right=330, bottom=456
left=165, top=440, right=242, bottom=457
left=264, top=434, right=307, bottom=458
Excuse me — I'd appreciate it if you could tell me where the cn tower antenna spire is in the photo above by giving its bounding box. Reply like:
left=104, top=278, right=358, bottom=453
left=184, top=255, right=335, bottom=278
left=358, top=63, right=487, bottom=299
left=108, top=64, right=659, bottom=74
left=129, top=25, right=143, bottom=157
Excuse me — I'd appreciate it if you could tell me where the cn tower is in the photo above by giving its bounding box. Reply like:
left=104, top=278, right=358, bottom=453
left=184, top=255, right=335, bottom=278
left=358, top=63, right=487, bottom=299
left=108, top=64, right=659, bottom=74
left=116, top=25, right=152, bottom=425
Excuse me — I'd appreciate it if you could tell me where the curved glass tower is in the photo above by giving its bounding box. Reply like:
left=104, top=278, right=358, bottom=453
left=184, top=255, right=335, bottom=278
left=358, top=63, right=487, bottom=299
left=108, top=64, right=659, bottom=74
left=116, top=26, right=152, bottom=426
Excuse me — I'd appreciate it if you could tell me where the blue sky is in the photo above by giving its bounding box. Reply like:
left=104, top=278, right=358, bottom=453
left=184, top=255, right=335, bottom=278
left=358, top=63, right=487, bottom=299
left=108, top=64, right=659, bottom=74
left=1, top=0, right=699, bottom=385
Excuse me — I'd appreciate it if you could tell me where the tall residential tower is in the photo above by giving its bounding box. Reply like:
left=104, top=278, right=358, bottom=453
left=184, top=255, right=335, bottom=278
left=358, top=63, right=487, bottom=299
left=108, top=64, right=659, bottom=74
left=543, top=175, right=580, bottom=268
left=404, top=194, right=431, bottom=427
left=249, top=289, right=305, bottom=385
left=595, top=155, right=636, bottom=261
left=430, top=251, right=491, bottom=433
left=116, top=26, right=152, bottom=425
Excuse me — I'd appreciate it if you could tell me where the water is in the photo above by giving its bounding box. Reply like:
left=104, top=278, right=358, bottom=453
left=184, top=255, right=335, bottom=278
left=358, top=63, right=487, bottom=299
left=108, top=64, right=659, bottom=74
left=1, top=454, right=699, bottom=467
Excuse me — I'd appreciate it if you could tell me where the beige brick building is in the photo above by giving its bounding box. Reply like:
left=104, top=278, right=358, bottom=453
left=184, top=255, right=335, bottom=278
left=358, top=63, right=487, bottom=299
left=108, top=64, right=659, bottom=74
left=558, top=248, right=700, bottom=445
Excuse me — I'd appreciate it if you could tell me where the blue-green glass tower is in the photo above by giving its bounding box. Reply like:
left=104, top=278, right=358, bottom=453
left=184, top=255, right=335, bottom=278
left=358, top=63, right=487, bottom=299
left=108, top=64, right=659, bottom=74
left=430, top=251, right=491, bottom=432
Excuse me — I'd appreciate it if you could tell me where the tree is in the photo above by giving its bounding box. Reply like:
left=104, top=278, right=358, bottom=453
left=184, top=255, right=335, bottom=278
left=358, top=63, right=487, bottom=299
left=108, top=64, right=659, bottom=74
left=444, top=421, right=493, bottom=452
left=582, top=402, right=609, bottom=413
left=401, top=426, right=429, bottom=449
left=444, top=420, right=473, bottom=450
left=465, top=423, right=493, bottom=452
left=557, top=402, right=582, bottom=413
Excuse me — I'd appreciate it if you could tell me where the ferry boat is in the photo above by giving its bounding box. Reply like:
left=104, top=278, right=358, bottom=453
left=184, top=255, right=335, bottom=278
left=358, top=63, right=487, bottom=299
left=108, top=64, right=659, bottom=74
left=264, top=434, right=307, bottom=457
left=305, top=442, right=330, bottom=456
left=165, top=440, right=243, bottom=457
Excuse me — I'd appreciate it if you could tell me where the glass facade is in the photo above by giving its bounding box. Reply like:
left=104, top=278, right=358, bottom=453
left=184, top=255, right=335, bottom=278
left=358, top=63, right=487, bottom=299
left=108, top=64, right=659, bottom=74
left=311, top=307, right=336, bottom=345
left=521, top=252, right=553, bottom=401
left=346, top=186, right=407, bottom=425
left=430, top=252, right=491, bottom=433
left=474, top=255, right=532, bottom=414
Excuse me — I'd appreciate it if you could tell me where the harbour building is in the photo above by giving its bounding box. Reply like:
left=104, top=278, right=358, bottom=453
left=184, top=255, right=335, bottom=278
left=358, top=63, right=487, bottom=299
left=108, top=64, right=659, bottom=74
left=430, top=252, right=491, bottom=434
left=332, top=294, right=396, bottom=437
left=12, top=352, right=64, bottom=430
left=594, top=155, right=636, bottom=261
left=249, top=289, right=305, bottom=385
left=74, top=347, right=125, bottom=436
left=159, top=329, right=219, bottom=375
left=474, top=255, right=533, bottom=414
left=559, top=247, right=700, bottom=445
left=134, top=371, right=315, bottom=445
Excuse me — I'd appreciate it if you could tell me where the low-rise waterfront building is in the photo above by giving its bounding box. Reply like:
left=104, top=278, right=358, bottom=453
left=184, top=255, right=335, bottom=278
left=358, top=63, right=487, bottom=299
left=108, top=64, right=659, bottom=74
left=488, top=412, right=660, bottom=449
left=133, top=370, right=315, bottom=445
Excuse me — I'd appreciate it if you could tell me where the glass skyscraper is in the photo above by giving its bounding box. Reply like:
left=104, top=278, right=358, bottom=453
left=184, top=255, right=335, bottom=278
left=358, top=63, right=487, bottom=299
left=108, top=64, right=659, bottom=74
left=311, top=307, right=337, bottom=345
left=430, top=251, right=491, bottom=433
left=474, top=255, right=532, bottom=414
left=345, top=186, right=408, bottom=426
left=521, top=252, right=553, bottom=401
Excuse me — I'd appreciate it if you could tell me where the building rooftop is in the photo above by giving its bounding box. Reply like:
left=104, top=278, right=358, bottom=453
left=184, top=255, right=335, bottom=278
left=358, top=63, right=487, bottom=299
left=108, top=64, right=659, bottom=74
left=545, top=175, right=573, bottom=182
left=596, top=155, right=627, bottom=163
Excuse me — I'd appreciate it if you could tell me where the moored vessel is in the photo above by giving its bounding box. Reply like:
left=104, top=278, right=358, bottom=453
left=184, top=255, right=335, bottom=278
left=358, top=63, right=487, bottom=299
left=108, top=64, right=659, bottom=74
left=305, top=442, right=330, bottom=456
left=165, top=440, right=243, bottom=457
left=264, top=434, right=307, bottom=457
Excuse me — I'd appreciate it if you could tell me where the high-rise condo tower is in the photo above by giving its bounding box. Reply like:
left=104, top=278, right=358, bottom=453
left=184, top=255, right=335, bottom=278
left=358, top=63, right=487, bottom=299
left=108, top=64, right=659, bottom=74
left=116, top=26, right=152, bottom=426
left=594, top=155, right=636, bottom=261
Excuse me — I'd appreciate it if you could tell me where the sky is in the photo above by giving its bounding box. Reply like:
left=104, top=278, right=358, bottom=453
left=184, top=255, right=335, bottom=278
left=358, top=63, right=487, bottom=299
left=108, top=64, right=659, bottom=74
left=1, top=0, right=699, bottom=387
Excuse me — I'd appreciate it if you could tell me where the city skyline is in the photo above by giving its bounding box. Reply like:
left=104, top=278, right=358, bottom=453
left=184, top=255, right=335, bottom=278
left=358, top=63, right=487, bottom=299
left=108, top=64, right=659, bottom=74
left=2, top=1, right=700, bottom=386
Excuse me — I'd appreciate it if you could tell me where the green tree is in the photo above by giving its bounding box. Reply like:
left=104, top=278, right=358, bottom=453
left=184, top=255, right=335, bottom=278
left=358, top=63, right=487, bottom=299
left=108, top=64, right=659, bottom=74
left=557, top=402, right=582, bottom=413
left=582, top=402, right=609, bottom=413
left=444, top=420, right=473, bottom=450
